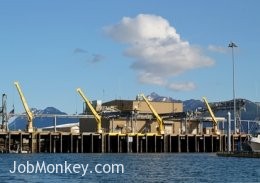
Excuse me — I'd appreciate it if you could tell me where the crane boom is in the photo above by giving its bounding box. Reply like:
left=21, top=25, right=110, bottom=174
left=202, top=97, right=219, bottom=135
left=76, top=88, right=102, bottom=133
left=141, top=94, right=164, bottom=135
left=14, top=82, right=34, bottom=132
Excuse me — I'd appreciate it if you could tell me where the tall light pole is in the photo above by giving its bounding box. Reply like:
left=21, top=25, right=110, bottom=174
left=228, top=41, right=238, bottom=134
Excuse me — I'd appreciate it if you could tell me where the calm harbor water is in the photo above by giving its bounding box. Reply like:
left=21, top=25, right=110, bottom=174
left=0, top=153, right=259, bottom=183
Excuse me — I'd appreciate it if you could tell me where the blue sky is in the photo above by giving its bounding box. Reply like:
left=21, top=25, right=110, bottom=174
left=0, top=0, right=259, bottom=114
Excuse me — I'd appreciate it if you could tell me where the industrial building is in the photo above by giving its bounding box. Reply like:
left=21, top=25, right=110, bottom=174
left=0, top=83, right=253, bottom=154
left=79, top=98, right=197, bottom=134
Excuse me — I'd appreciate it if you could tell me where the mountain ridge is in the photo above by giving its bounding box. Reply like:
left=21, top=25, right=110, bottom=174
left=8, top=107, right=77, bottom=130
left=8, top=92, right=259, bottom=130
left=147, top=92, right=259, bottom=120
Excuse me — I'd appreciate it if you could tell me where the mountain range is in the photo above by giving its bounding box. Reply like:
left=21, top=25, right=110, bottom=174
left=8, top=92, right=260, bottom=130
left=147, top=92, right=260, bottom=120
left=8, top=107, right=78, bottom=130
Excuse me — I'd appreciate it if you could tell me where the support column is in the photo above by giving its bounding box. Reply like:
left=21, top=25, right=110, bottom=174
left=239, top=135, right=242, bottom=151
left=178, top=135, right=181, bottom=153
left=126, top=134, right=129, bottom=153
left=219, top=135, right=222, bottom=152
left=232, top=135, right=235, bottom=152
left=38, top=134, right=41, bottom=153
left=203, top=135, right=205, bottom=152
left=76, top=136, right=79, bottom=153
left=60, top=133, right=63, bottom=153
left=223, top=135, right=227, bottom=152
left=145, top=135, right=148, bottom=153
left=154, top=135, right=156, bottom=153
left=31, top=133, right=36, bottom=153
left=169, top=135, right=172, bottom=153
left=117, top=134, right=119, bottom=153
left=211, top=135, right=214, bottom=152
left=70, top=134, right=73, bottom=153
left=140, top=136, right=143, bottom=153
left=49, top=133, right=52, bottom=153
left=53, top=135, right=57, bottom=153
left=101, top=134, right=105, bottom=153
left=119, top=136, right=122, bottom=153
left=163, top=135, right=168, bottom=153
left=19, top=133, right=23, bottom=153
left=8, top=133, right=11, bottom=152
left=195, top=135, right=198, bottom=152
left=81, top=134, right=83, bottom=153
left=90, top=134, right=93, bottom=153
left=136, top=135, right=139, bottom=153
left=4, top=134, right=8, bottom=153
left=107, top=134, right=110, bottom=153
left=186, top=135, right=189, bottom=153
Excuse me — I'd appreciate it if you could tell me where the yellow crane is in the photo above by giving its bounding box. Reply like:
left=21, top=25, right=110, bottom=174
left=202, top=97, right=220, bottom=135
left=76, top=88, right=102, bottom=133
left=141, top=94, right=164, bottom=135
left=14, top=82, right=34, bottom=132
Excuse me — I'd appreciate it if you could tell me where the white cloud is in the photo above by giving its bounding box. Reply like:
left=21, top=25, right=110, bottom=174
left=167, top=82, right=196, bottom=91
left=138, top=72, right=167, bottom=86
left=104, top=14, right=214, bottom=91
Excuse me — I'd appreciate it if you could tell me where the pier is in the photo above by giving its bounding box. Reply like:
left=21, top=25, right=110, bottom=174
left=0, top=87, right=256, bottom=154
left=0, top=131, right=248, bottom=153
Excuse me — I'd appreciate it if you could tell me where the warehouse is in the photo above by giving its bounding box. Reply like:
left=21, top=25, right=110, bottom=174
left=79, top=99, right=190, bottom=134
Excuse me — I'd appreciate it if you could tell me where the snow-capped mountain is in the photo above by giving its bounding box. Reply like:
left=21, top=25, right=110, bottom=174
left=146, top=92, right=203, bottom=111
left=146, top=92, right=259, bottom=120
left=8, top=107, right=77, bottom=130
left=147, top=92, right=182, bottom=103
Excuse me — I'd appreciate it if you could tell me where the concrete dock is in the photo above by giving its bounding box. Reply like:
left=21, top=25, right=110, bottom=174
left=0, top=131, right=248, bottom=153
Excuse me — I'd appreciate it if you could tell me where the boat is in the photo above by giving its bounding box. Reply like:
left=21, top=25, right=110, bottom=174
left=248, top=134, right=260, bottom=152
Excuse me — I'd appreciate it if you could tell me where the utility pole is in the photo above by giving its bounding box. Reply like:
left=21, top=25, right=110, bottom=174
left=228, top=41, right=238, bottom=134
